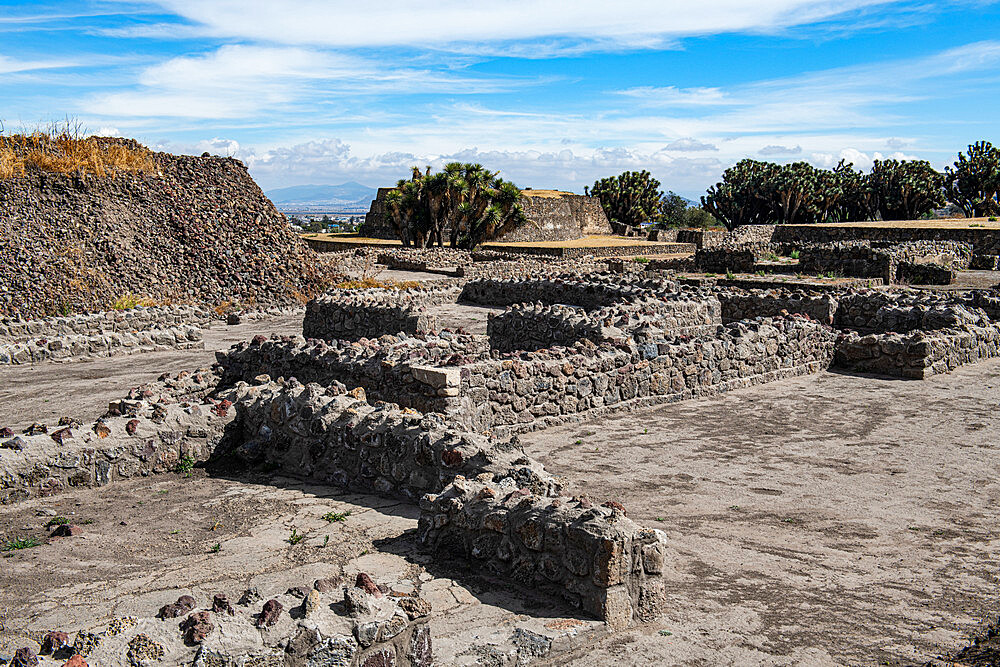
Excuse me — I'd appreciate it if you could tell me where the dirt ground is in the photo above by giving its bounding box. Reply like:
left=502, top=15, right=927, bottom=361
left=0, top=472, right=603, bottom=665
left=519, top=361, right=1000, bottom=666
left=0, top=314, right=303, bottom=432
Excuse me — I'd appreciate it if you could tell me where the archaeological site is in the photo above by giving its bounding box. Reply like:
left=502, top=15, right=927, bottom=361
left=2, top=140, right=1000, bottom=667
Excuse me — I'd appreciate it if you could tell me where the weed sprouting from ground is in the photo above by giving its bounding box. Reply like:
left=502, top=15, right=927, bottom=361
left=45, top=517, right=69, bottom=528
left=3, top=536, right=41, bottom=551
left=287, top=529, right=306, bottom=545
left=174, top=455, right=195, bottom=476
left=322, top=510, right=351, bottom=523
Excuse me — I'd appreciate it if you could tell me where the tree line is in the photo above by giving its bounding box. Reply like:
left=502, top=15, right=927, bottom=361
left=382, top=142, right=1000, bottom=244
left=591, top=141, right=1000, bottom=231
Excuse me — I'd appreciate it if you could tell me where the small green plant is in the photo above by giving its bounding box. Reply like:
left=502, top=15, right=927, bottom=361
left=210, top=542, right=221, bottom=553
left=170, top=529, right=180, bottom=535
left=287, top=528, right=306, bottom=545
left=755, top=269, right=766, bottom=276
left=789, top=249, right=800, bottom=260
left=574, top=439, right=582, bottom=445
left=658, top=630, right=673, bottom=637
left=654, top=517, right=665, bottom=522
left=970, top=222, right=985, bottom=227
left=322, top=535, right=330, bottom=548
left=632, top=256, right=649, bottom=264
left=989, top=216, right=997, bottom=222
left=764, top=252, right=781, bottom=262
left=81, top=518, right=94, bottom=525
left=3, top=536, right=42, bottom=551
left=57, top=302, right=73, bottom=316
left=174, top=454, right=195, bottom=476
left=111, top=293, right=156, bottom=311
left=322, top=510, right=351, bottom=523
left=725, top=271, right=736, bottom=280
left=704, top=272, right=716, bottom=278
left=45, top=516, right=69, bottom=528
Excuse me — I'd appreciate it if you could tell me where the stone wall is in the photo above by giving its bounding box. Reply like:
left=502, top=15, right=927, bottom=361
left=27, top=578, right=434, bottom=667
left=772, top=223, right=1000, bottom=255
left=0, top=386, right=235, bottom=504
left=457, top=317, right=838, bottom=435
left=219, top=379, right=560, bottom=502
left=303, top=287, right=462, bottom=341
left=834, top=323, right=1000, bottom=378
left=694, top=247, right=760, bottom=273
left=216, top=334, right=489, bottom=417
left=0, top=324, right=204, bottom=365
left=0, top=304, right=213, bottom=341
left=488, top=304, right=608, bottom=352
left=359, top=189, right=612, bottom=243
left=717, top=289, right=838, bottom=325
left=418, top=477, right=669, bottom=630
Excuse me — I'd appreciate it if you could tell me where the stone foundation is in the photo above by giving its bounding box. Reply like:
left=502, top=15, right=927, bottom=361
left=418, top=477, right=669, bottom=630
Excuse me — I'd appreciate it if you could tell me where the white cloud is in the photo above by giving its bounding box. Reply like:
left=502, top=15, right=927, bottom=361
left=94, top=126, right=120, bottom=136
left=84, top=44, right=537, bottom=119
left=0, top=55, right=75, bottom=74
left=618, top=86, right=732, bottom=107
left=116, top=0, right=909, bottom=51
left=759, top=144, right=803, bottom=155
left=664, top=138, right=720, bottom=151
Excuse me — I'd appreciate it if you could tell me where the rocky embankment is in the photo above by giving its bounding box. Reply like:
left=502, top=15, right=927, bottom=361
left=0, top=140, right=339, bottom=319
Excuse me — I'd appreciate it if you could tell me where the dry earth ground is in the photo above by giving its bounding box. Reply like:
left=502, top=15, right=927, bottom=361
left=518, top=362, right=1000, bottom=666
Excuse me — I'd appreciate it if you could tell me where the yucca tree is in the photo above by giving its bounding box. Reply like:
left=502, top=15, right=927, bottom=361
left=384, top=162, right=527, bottom=248
left=588, top=170, right=663, bottom=227
left=869, top=159, right=945, bottom=220
left=946, top=141, right=1000, bottom=218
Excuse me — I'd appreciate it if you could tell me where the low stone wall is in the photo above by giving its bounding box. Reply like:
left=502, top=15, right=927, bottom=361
left=303, top=287, right=464, bottom=342
left=0, top=391, right=237, bottom=504
left=216, top=334, right=490, bottom=416
left=834, top=323, right=1000, bottom=378
left=0, top=305, right=214, bottom=342
left=717, top=289, right=838, bottom=325
left=488, top=304, right=608, bottom=352
left=458, top=317, right=838, bottom=435
left=799, top=240, right=971, bottom=284
left=694, top=246, right=759, bottom=273
left=220, top=378, right=559, bottom=501
left=459, top=275, right=679, bottom=311
left=834, top=291, right=987, bottom=333
left=772, top=223, right=1000, bottom=255
left=418, top=477, right=669, bottom=630
left=0, top=325, right=205, bottom=365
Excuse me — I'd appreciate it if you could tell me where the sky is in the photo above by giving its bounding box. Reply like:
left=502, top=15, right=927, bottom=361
left=2, top=1, right=1000, bottom=199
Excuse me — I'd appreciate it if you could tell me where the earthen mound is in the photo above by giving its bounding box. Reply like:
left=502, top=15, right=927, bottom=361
left=0, top=139, right=338, bottom=318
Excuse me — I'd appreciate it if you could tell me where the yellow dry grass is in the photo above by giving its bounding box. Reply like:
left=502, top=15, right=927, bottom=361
left=0, top=128, right=154, bottom=179
left=483, top=235, right=678, bottom=249
left=521, top=189, right=575, bottom=199
left=335, top=278, right=422, bottom=290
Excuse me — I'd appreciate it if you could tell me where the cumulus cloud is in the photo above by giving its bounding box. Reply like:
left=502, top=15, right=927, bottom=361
left=759, top=144, right=803, bottom=155
left=664, top=138, right=719, bottom=151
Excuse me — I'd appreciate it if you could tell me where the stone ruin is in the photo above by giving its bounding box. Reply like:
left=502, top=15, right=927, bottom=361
left=5, top=259, right=1000, bottom=665
left=359, top=189, right=613, bottom=243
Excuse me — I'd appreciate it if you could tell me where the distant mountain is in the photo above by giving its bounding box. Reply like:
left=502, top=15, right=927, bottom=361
left=265, top=182, right=378, bottom=211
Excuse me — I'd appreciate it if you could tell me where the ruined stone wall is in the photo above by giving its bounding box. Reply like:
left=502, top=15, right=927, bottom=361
left=216, top=334, right=489, bottom=416
left=0, top=325, right=205, bottom=365
left=222, top=379, right=559, bottom=502
left=717, top=289, right=838, bottom=325
left=694, top=247, right=760, bottom=273
left=0, top=304, right=213, bottom=341
left=772, top=224, right=1000, bottom=255
left=358, top=187, right=398, bottom=239
left=834, top=323, right=1000, bottom=378
left=834, top=291, right=988, bottom=333
left=418, top=477, right=669, bottom=630
left=0, top=383, right=235, bottom=504
left=303, top=287, right=462, bottom=341
left=488, top=304, right=607, bottom=352
left=459, top=275, right=679, bottom=311
left=459, top=317, right=838, bottom=434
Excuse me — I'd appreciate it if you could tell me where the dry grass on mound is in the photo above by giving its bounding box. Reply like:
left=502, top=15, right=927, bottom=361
left=335, top=277, right=422, bottom=291
left=0, top=126, right=154, bottom=179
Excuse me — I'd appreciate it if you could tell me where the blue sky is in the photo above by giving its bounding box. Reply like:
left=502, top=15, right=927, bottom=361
left=2, top=1, right=1000, bottom=198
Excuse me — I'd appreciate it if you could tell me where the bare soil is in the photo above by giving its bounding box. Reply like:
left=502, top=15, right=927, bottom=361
left=519, top=362, right=1000, bottom=666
